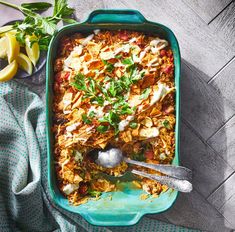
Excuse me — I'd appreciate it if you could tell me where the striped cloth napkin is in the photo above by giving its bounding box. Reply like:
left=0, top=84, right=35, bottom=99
left=0, top=80, right=200, bottom=232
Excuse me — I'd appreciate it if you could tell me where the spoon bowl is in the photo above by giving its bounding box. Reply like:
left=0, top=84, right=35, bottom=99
left=88, top=147, right=193, bottom=193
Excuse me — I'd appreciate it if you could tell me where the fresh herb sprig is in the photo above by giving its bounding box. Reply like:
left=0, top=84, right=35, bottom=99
left=70, top=57, right=145, bottom=134
left=0, top=0, right=76, bottom=50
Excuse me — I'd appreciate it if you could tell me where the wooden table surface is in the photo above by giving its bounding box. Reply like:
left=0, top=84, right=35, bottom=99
left=1, top=1, right=235, bottom=231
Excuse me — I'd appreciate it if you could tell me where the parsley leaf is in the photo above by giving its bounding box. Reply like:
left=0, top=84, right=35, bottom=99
left=109, top=81, right=117, bottom=97
left=88, top=189, right=101, bottom=197
left=122, top=58, right=133, bottom=65
left=96, top=125, right=109, bottom=133
left=162, top=120, right=171, bottom=129
left=115, top=54, right=122, bottom=59
left=21, top=2, right=52, bottom=12
left=129, top=122, right=138, bottom=129
left=140, top=88, right=151, bottom=100
left=102, top=60, right=114, bottom=73
left=0, top=0, right=75, bottom=50
left=88, top=111, right=96, bottom=118
left=82, top=114, right=92, bottom=124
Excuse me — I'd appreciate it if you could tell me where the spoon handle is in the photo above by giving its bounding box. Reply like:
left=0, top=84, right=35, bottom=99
left=131, top=169, right=193, bottom=193
left=124, top=158, right=192, bottom=181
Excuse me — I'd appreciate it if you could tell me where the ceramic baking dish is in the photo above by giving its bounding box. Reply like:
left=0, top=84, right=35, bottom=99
left=46, top=9, right=181, bottom=226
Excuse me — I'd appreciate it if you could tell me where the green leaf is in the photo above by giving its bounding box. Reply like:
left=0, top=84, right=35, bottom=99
left=129, top=122, right=138, bottom=129
left=53, top=0, right=74, bottom=18
left=102, top=59, right=114, bottom=72
left=40, top=18, right=57, bottom=35
left=96, top=125, right=109, bottom=133
left=109, top=81, right=117, bottom=97
left=62, top=18, right=77, bottom=24
left=162, top=120, right=171, bottom=129
left=88, top=111, right=96, bottom=118
left=15, top=32, right=25, bottom=45
left=90, top=96, right=104, bottom=106
left=70, top=73, right=87, bottom=91
left=88, top=190, right=101, bottom=197
left=82, top=114, right=92, bottom=124
left=139, top=88, right=151, bottom=100
left=21, top=2, right=52, bottom=12
left=122, top=58, right=133, bottom=65
left=115, top=54, right=122, bottom=59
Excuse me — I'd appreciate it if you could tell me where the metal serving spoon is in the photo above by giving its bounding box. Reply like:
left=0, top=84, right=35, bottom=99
left=90, top=148, right=193, bottom=193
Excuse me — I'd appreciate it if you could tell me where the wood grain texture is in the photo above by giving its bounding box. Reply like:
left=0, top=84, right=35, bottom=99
left=209, top=1, right=235, bottom=48
left=161, top=189, right=233, bottom=231
left=208, top=116, right=235, bottom=170
left=207, top=173, right=235, bottom=228
left=181, top=61, right=235, bottom=140
left=180, top=121, right=233, bottom=197
left=102, top=0, right=235, bottom=79
left=183, top=0, right=232, bottom=23
left=209, top=58, right=235, bottom=108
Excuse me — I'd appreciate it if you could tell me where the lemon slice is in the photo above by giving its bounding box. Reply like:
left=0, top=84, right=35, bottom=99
left=25, top=36, right=40, bottom=66
left=0, top=60, right=18, bottom=82
left=17, top=53, right=33, bottom=75
left=0, top=25, right=13, bottom=37
left=0, top=37, right=7, bottom=58
left=5, top=33, right=20, bottom=63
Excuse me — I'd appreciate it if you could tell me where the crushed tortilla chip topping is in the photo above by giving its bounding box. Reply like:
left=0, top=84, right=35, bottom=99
left=53, top=30, right=175, bottom=205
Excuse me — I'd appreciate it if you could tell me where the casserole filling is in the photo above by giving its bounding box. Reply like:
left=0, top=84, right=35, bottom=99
left=53, top=30, right=175, bottom=205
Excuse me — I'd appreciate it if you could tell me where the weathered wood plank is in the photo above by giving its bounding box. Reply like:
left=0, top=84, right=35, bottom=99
left=183, top=0, right=232, bottom=23
left=70, top=0, right=105, bottom=21
left=209, top=58, right=235, bottom=108
left=161, top=189, right=233, bottom=231
left=207, top=116, right=235, bottom=170
left=181, top=61, right=235, bottom=140
left=209, top=1, right=235, bottom=48
left=180, top=121, right=233, bottom=197
left=102, top=0, right=235, bottom=79
left=207, top=173, right=235, bottom=228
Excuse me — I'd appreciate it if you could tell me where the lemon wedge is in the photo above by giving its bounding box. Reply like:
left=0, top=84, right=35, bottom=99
left=0, top=25, right=13, bottom=37
left=25, top=36, right=40, bottom=66
left=0, top=37, right=7, bottom=58
left=0, top=60, right=18, bottom=82
left=5, top=33, right=20, bottom=63
left=17, top=53, right=33, bottom=75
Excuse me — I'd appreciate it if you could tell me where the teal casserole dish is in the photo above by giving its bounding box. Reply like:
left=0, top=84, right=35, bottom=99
left=46, top=9, right=181, bottom=226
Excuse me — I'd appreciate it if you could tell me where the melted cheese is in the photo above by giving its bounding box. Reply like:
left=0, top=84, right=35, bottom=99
left=81, top=34, right=94, bottom=46
left=63, top=184, right=79, bottom=195
left=139, top=127, right=159, bottom=138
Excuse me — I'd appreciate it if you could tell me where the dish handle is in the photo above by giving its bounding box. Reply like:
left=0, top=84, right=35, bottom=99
left=85, top=9, right=147, bottom=24
left=82, top=212, right=143, bottom=226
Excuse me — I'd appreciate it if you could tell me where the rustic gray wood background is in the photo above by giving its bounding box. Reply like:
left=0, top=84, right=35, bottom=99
left=1, top=0, right=235, bottom=231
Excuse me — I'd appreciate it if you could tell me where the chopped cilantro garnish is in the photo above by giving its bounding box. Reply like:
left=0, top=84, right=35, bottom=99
left=88, top=190, right=101, bottom=197
left=163, top=120, right=171, bottom=129
left=109, top=81, right=117, bottom=97
left=122, top=58, right=133, bottom=65
left=82, top=114, right=92, bottom=124
left=88, top=111, right=96, bottom=118
left=139, top=88, right=151, bottom=100
left=96, top=125, right=109, bottom=133
left=129, top=122, right=138, bottom=129
left=115, top=54, right=122, bottom=59
left=102, top=59, right=114, bottom=72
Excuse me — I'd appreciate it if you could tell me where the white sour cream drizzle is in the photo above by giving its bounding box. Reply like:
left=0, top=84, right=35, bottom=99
left=118, top=115, right=135, bottom=131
